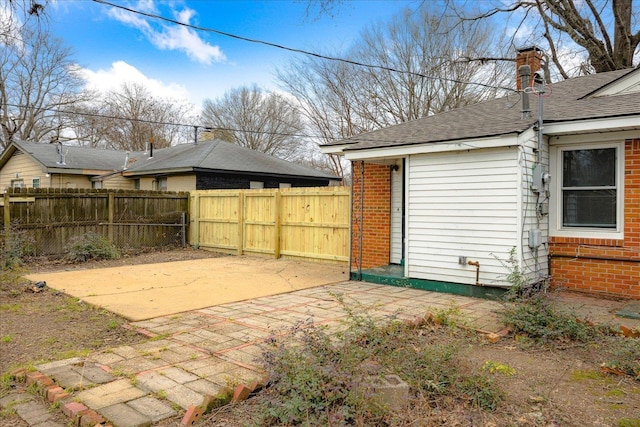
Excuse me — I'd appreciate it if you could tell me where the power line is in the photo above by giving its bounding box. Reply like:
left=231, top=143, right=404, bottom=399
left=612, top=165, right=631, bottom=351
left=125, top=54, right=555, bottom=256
left=91, top=0, right=517, bottom=93
left=4, top=101, right=501, bottom=149
left=4, top=102, right=320, bottom=141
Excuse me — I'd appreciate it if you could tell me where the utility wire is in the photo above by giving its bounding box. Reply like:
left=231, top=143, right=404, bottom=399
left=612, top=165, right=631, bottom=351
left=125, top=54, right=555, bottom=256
left=4, top=102, right=317, bottom=140
left=4, top=102, right=492, bottom=150
left=92, top=0, right=517, bottom=93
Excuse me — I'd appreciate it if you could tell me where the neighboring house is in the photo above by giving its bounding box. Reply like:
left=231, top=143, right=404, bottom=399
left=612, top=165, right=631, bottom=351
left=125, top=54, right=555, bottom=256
left=0, top=140, right=340, bottom=191
left=322, top=47, right=640, bottom=299
left=0, top=141, right=131, bottom=190
left=123, top=139, right=340, bottom=190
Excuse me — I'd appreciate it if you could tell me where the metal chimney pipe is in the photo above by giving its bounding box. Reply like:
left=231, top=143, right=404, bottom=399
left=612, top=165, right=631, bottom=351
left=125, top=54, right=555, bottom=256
left=519, top=64, right=531, bottom=119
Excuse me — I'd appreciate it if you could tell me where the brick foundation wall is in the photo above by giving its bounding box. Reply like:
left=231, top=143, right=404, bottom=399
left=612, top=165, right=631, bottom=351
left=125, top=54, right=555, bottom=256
left=549, top=139, right=640, bottom=299
left=351, top=161, right=391, bottom=270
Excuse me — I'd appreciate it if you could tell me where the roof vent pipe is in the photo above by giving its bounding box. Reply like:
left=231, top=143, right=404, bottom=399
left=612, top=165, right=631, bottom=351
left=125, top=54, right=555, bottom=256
left=122, top=151, right=130, bottom=170
left=56, top=141, right=67, bottom=165
left=149, top=142, right=153, bottom=159
left=519, top=64, right=531, bottom=119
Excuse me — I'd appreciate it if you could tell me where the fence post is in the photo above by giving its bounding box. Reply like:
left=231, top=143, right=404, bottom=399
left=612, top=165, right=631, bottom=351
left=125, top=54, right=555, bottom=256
left=181, top=212, right=187, bottom=248
left=191, top=192, right=200, bottom=248
left=3, top=193, right=10, bottom=230
left=274, top=191, right=281, bottom=259
left=237, top=191, right=244, bottom=256
left=108, top=192, right=115, bottom=242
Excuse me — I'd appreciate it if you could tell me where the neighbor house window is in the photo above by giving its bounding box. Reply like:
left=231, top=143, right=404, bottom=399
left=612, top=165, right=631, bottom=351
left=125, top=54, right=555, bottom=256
left=134, top=179, right=140, bottom=190
left=10, top=179, right=24, bottom=188
left=157, top=177, right=167, bottom=191
left=92, top=181, right=103, bottom=189
left=32, top=178, right=40, bottom=188
left=250, top=181, right=264, bottom=189
left=551, top=142, right=623, bottom=238
left=279, top=183, right=291, bottom=189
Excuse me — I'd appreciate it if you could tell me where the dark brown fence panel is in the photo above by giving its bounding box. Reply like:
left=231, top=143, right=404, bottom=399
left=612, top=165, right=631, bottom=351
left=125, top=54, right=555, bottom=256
left=2, top=188, right=189, bottom=256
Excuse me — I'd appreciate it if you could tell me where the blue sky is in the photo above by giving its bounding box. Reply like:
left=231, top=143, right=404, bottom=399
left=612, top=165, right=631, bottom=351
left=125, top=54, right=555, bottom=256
left=48, top=0, right=420, bottom=110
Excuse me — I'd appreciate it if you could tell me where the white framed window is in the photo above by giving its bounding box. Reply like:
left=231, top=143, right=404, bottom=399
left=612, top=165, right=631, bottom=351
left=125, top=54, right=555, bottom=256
left=134, top=179, right=140, bottom=190
left=32, top=178, right=40, bottom=188
left=250, top=181, right=264, bottom=189
left=92, top=181, right=103, bottom=189
left=10, top=179, right=24, bottom=188
left=550, top=141, right=624, bottom=239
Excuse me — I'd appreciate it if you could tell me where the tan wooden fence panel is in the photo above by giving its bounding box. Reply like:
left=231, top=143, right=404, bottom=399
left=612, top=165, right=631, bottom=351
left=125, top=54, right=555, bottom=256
left=190, top=187, right=350, bottom=264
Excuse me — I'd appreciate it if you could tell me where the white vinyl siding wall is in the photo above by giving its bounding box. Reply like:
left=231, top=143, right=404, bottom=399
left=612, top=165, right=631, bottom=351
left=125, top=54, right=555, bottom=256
left=406, top=147, right=521, bottom=286
left=390, top=161, right=403, bottom=264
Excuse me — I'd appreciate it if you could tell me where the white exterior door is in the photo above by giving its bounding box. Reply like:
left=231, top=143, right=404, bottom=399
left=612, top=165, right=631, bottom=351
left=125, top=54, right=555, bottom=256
left=390, top=161, right=404, bottom=264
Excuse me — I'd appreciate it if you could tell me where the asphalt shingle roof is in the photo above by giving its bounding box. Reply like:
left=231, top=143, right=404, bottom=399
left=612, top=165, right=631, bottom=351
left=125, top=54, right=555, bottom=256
left=9, top=140, right=338, bottom=180
left=126, top=140, right=338, bottom=179
left=326, top=68, right=639, bottom=152
left=13, top=141, right=130, bottom=171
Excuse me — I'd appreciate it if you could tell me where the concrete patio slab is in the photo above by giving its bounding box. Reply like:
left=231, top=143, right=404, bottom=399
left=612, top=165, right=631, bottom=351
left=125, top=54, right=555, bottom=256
left=25, top=256, right=348, bottom=321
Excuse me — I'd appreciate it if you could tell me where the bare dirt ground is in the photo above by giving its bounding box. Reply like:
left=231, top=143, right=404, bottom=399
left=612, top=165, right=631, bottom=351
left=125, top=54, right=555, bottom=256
left=1, top=248, right=639, bottom=426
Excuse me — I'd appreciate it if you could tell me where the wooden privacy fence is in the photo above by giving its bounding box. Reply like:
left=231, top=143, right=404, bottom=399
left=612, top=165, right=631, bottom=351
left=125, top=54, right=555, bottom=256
left=1, top=188, right=189, bottom=256
left=189, top=187, right=350, bottom=263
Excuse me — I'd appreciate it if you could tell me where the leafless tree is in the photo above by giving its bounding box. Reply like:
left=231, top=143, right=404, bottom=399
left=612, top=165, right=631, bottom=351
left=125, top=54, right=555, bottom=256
left=447, top=0, right=640, bottom=77
left=68, top=83, right=193, bottom=150
left=278, top=5, right=510, bottom=164
left=201, top=85, right=308, bottom=161
left=0, top=28, right=90, bottom=148
left=1, top=0, right=47, bottom=42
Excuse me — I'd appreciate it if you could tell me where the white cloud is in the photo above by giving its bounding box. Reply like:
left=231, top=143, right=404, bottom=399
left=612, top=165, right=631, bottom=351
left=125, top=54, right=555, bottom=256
left=106, top=1, right=225, bottom=65
left=78, top=60, right=192, bottom=102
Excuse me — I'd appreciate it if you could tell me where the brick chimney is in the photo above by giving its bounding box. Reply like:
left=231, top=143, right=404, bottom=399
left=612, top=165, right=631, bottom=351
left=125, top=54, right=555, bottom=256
left=516, top=46, right=543, bottom=90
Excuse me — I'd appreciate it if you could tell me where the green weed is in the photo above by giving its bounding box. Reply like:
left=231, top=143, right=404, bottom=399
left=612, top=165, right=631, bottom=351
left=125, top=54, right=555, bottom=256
left=0, top=303, right=21, bottom=312
left=570, top=369, right=605, bottom=381
left=618, top=418, right=640, bottom=427
left=67, top=232, right=120, bottom=262
left=257, top=297, right=501, bottom=425
left=602, top=337, right=640, bottom=380
left=1, top=335, right=13, bottom=343
left=482, top=361, right=516, bottom=376
left=107, top=319, right=119, bottom=330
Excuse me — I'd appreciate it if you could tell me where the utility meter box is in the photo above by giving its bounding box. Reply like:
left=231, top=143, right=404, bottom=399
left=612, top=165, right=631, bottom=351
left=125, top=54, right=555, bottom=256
left=528, top=229, right=542, bottom=249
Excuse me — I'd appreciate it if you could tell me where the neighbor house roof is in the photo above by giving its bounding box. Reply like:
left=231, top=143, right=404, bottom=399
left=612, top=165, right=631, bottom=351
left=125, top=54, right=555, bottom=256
left=324, top=68, right=640, bottom=153
left=125, top=139, right=339, bottom=180
left=0, top=141, right=130, bottom=174
left=1, top=139, right=339, bottom=181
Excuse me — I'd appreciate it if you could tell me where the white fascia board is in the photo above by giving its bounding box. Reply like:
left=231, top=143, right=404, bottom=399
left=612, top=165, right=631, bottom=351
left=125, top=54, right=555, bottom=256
left=544, top=116, right=640, bottom=136
left=549, top=129, right=640, bottom=145
left=342, top=133, right=521, bottom=161
left=319, top=144, right=354, bottom=155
